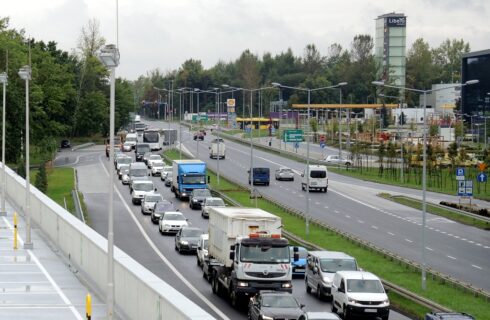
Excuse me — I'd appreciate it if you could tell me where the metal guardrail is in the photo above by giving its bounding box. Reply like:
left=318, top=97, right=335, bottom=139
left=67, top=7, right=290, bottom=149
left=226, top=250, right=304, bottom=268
left=72, top=169, right=85, bottom=223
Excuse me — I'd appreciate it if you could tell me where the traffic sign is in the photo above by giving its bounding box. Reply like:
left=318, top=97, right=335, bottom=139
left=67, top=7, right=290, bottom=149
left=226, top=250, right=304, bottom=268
left=226, top=99, right=236, bottom=107
left=283, top=129, right=303, bottom=142
left=457, top=180, right=473, bottom=196
left=456, top=167, right=465, bottom=181
left=477, top=173, right=488, bottom=183
left=294, top=142, right=300, bottom=149
left=320, top=142, right=325, bottom=149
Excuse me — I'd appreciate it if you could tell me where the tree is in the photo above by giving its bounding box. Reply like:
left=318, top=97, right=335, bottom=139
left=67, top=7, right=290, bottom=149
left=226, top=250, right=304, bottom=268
left=406, top=38, right=435, bottom=106
left=303, top=44, right=324, bottom=75
left=432, top=39, right=470, bottom=83
left=447, top=142, right=458, bottom=169
left=35, top=162, right=48, bottom=193
left=309, top=118, right=318, bottom=142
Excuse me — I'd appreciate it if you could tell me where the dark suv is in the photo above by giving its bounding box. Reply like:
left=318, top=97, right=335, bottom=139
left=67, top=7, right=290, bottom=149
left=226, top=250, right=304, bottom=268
left=151, top=200, right=175, bottom=224
left=189, top=189, right=212, bottom=210
left=425, top=312, right=474, bottom=320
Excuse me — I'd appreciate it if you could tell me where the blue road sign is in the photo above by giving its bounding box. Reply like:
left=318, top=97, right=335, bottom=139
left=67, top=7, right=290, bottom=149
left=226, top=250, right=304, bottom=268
left=456, top=167, right=465, bottom=181
left=294, top=142, right=300, bottom=149
left=477, top=173, right=488, bottom=183
left=458, top=180, right=474, bottom=196
left=320, top=142, right=325, bottom=149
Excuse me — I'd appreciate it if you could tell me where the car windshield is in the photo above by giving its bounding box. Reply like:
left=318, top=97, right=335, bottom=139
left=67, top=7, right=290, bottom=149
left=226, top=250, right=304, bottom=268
left=130, top=169, right=147, bottom=177
left=149, top=155, right=161, bottom=160
left=182, top=175, right=206, bottom=184
left=280, top=168, right=293, bottom=173
left=261, top=295, right=299, bottom=308
left=137, top=145, right=150, bottom=153
left=347, top=279, right=384, bottom=293
left=126, top=137, right=137, bottom=142
left=163, top=166, right=172, bottom=172
left=253, top=168, right=269, bottom=175
left=145, top=195, right=162, bottom=202
left=207, top=199, right=225, bottom=206
left=133, top=183, right=154, bottom=191
left=310, top=170, right=326, bottom=178
left=182, top=229, right=203, bottom=237
left=240, top=244, right=289, bottom=263
left=155, top=202, right=174, bottom=211
left=289, top=247, right=307, bottom=259
left=193, top=189, right=211, bottom=197
left=320, top=258, right=357, bottom=273
left=153, top=162, right=164, bottom=168
left=164, top=213, right=185, bottom=221
left=121, top=168, right=129, bottom=174
left=119, top=157, right=132, bottom=164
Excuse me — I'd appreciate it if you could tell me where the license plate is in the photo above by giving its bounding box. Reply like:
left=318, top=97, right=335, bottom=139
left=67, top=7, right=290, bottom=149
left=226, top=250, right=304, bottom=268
left=365, top=309, right=377, bottom=313
left=295, top=268, right=305, bottom=272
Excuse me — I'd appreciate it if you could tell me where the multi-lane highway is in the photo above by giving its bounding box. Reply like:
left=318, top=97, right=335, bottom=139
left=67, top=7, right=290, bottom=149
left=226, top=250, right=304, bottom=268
left=151, top=120, right=489, bottom=292
left=56, top=143, right=411, bottom=319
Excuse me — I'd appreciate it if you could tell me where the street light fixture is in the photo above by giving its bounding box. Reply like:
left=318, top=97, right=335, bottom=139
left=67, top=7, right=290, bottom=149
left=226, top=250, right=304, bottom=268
left=97, top=44, right=120, bottom=319
left=272, top=82, right=347, bottom=237
left=0, top=72, right=7, bottom=217
left=372, top=79, right=479, bottom=290
left=18, top=65, right=33, bottom=249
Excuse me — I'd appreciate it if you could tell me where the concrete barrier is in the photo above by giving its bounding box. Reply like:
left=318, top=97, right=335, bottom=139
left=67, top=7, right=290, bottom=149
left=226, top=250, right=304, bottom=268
left=2, top=164, right=215, bottom=320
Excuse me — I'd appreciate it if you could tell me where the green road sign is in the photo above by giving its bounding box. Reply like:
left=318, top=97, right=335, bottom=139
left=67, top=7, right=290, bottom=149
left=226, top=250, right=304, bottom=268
left=192, top=115, right=208, bottom=122
left=283, top=129, right=303, bottom=142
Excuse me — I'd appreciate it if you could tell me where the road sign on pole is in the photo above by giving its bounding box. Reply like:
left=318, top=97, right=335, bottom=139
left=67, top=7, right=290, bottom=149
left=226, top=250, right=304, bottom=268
left=283, top=129, right=303, bottom=142
left=477, top=172, right=488, bottom=183
left=456, top=167, right=465, bottom=181
left=457, top=180, right=474, bottom=196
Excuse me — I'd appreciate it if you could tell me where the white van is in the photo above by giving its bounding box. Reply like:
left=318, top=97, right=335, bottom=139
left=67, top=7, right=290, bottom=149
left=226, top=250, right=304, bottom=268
left=305, top=251, right=358, bottom=300
left=332, top=271, right=390, bottom=320
left=209, top=139, right=225, bottom=159
left=125, top=133, right=138, bottom=149
left=301, top=165, right=328, bottom=192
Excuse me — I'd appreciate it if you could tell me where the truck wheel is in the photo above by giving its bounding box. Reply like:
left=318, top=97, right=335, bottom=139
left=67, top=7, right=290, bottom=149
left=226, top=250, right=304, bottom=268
left=212, top=275, right=220, bottom=295
left=305, top=278, right=311, bottom=293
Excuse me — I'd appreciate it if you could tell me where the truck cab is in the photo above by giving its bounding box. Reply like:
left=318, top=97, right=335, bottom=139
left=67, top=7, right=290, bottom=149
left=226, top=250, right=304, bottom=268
left=171, top=159, right=208, bottom=199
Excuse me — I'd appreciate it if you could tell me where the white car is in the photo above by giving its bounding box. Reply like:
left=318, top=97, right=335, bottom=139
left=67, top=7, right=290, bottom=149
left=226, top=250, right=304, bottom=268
left=121, top=171, right=131, bottom=184
left=131, top=180, right=156, bottom=205
left=115, top=155, right=132, bottom=171
left=196, top=233, right=209, bottom=268
left=140, top=193, right=163, bottom=215
left=122, top=142, right=133, bottom=152
left=147, top=154, right=162, bottom=168
left=160, top=166, right=173, bottom=181
left=275, top=167, right=295, bottom=181
left=150, top=161, right=165, bottom=176
left=324, top=155, right=352, bottom=166
left=118, top=164, right=130, bottom=180
left=158, top=211, right=188, bottom=234
left=201, top=197, right=225, bottom=219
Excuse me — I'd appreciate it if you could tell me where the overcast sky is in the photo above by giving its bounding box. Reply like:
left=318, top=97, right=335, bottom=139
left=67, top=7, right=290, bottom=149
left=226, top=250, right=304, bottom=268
left=4, top=0, right=489, bottom=80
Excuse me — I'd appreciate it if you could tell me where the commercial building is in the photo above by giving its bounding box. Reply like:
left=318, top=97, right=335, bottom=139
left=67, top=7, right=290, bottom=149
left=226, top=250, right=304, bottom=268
left=421, top=84, right=459, bottom=117
left=375, top=12, right=407, bottom=88
left=461, top=49, right=490, bottom=115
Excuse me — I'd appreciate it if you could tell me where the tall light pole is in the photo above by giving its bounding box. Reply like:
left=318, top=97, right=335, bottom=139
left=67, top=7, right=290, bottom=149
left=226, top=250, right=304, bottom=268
left=0, top=72, right=7, bottom=217
left=373, top=79, right=479, bottom=290
left=98, top=44, right=120, bottom=319
left=339, top=87, right=344, bottom=161
left=272, top=82, right=347, bottom=237
left=380, top=93, right=404, bottom=181
left=18, top=65, right=33, bottom=249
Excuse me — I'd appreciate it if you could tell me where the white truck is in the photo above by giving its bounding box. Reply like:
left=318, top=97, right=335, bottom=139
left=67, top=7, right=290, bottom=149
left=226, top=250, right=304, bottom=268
left=203, top=207, right=292, bottom=308
left=209, top=138, right=225, bottom=159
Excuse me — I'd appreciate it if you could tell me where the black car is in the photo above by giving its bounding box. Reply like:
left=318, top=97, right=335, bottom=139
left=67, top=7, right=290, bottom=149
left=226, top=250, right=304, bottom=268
left=248, top=291, right=305, bottom=320
left=174, top=227, right=204, bottom=253
left=151, top=200, right=175, bottom=224
left=60, top=139, right=71, bottom=148
left=189, top=189, right=212, bottom=210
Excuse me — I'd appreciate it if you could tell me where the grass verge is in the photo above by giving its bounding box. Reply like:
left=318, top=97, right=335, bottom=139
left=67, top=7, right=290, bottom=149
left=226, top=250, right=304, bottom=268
left=378, top=193, right=490, bottom=230
left=163, top=148, right=489, bottom=320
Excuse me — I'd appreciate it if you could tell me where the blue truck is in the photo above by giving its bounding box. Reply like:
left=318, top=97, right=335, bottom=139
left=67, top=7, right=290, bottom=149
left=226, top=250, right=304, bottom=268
left=248, top=167, right=270, bottom=186
left=171, top=159, right=208, bottom=199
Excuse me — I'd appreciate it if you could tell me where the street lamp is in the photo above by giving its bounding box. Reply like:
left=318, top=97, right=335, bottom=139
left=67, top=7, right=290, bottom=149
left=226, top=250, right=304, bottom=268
left=18, top=65, right=33, bottom=249
left=337, top=84, right=347, bottom=162
left=272, top=82, right=347, bottom=237
left=372, top=79, right=479, bottom=290
left=379, top=93, right=405, bottom=181
left=0, top=72, right=7, bottom=217
left=97, top=44, right=120, bottom=319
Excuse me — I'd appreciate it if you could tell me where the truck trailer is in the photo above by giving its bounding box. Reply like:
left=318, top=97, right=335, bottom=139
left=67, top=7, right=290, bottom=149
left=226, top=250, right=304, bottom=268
left=203, top=207, right=292, bottom=308
left=171, top=159, right=207, bottom=199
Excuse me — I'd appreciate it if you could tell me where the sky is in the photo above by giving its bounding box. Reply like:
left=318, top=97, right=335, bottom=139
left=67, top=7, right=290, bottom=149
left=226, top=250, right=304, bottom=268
left=3, top=0, right=490, bottom=80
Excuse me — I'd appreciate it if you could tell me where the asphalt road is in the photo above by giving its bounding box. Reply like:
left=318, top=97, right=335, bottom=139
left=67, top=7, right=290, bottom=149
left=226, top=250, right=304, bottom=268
left=148, top=120, right=490, bottom=292
left=56, top=145, right=411, bottom=320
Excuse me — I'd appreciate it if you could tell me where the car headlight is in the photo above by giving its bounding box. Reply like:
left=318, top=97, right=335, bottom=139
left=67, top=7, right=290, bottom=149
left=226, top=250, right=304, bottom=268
left=180, top=240, right=188, bottom=245
left=281, top=282, right=292, bottom=288
left=237, top=281, right=248, bottom=287
left=383, top=299, right=390, bottom=304
left=261, top=315, right=274, bottom=320
left=348, top=297, right=357, bottom=304
left=322, top=277, right=332, bottom=285
left=164, top=224, right=171, bottom=228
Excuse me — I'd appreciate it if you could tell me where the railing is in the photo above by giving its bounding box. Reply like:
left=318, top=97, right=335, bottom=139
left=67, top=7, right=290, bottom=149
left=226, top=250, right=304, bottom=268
left=2, top=163, right=214, bottom=320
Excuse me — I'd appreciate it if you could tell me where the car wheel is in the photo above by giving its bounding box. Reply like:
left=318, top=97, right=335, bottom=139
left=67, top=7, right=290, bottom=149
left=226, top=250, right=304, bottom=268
left=159, top=226, right=163, bottom=234
left=343, top=305, right=349, bottom=320
left=301, top=184, right=305, bottom=191
left=317, top=285, right=323, bottom=300
left=305, top=278, right=311, bottom=293
left=380, top=315, right=389, bottom=320
left=197, top=257, right=200, bottom=266
left=331, top=301, right=337, bottom=313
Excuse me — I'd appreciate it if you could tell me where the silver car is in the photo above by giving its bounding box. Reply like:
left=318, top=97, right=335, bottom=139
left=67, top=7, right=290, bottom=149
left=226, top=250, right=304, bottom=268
left=141, top=193, right=163, bottom=215
left=160, top=166, right=172, bottom=181
left=324, top=155, right=352, bottom=166
left=201, top=197, right=225, bottom=219
left=275, top=167, right=295, bottom=181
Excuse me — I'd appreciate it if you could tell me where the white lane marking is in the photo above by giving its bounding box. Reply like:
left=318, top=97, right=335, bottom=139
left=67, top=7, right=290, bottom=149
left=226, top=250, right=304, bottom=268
left=426, top=247, right=433, bottom=251
left=472, top=265, right=482, bottom=270
left=387, top=232, right=395, bottom=236
left=345, top=215, right=351, bottom=219
left=357, top=220, right=364, bottom=224
left=371, top=225, right=378, bottom=230
left=447, top=255, right=457, bottom=260
left=98, top=156, right=230, bottom=320
left=334, top=210, right=339, bottom=214
left=484, top=246, right=489, bottom=249
left=405, top=239, right=413, bottom=243
left=2, top=217, right=83, bottom=320
left=324, top=206, right=329, bottom=209
left=315, top=202, right=320, bottom=205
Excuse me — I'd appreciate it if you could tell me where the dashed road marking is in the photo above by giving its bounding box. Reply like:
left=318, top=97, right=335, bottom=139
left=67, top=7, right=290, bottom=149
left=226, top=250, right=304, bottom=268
left=426, top=247, right=433, bottom=251
left=472, top=265, right=482, bottom=270
left=357, top=220, right=364, bottom=224
left=387, top=232, right=395, bottom=236
left=447, top=255, right=457, bottom=260
left=405, top=239, right=413, bottom=243
left=371, top=225, right=378, bottom=229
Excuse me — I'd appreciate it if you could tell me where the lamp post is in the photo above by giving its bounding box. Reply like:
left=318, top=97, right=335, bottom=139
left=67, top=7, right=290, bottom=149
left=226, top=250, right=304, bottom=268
left=373, top=79, right=479, bottom=290
left=379, top=93, right=404, bottom=181
left=97, top=44, right=120, bottom=319
left=0, top=72, right=7, bottom=217
left=338, top=87, right=345, bottom=161
left=272, top=82, right=347, bottom=237
left=18, top=65, right=33, bottom=249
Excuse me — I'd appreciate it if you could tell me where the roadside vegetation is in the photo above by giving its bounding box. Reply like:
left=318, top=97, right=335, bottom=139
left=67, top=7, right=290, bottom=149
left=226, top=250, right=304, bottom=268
left=163, top=148, right=489, bottom=320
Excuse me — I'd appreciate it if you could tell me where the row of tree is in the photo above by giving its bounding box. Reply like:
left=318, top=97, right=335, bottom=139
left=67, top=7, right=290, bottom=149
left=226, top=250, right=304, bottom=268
left=136, top=35, right=471, bottom=118
left=0, top=17, right=134, bottom=165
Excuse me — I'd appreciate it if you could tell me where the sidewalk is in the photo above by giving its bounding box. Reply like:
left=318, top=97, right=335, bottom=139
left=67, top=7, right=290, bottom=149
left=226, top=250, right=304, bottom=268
left=0, top=200, right=107, bottom=320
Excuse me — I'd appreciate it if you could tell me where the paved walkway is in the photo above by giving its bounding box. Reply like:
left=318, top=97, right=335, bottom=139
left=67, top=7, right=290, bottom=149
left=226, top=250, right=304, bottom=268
left=0, top=200, right=107, bottom=320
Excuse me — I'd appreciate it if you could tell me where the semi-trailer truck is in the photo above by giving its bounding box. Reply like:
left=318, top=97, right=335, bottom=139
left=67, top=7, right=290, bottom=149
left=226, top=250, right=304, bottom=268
left=203, top=207, right=292, bottom=308
left=171, top=159, right=207, bottom=199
